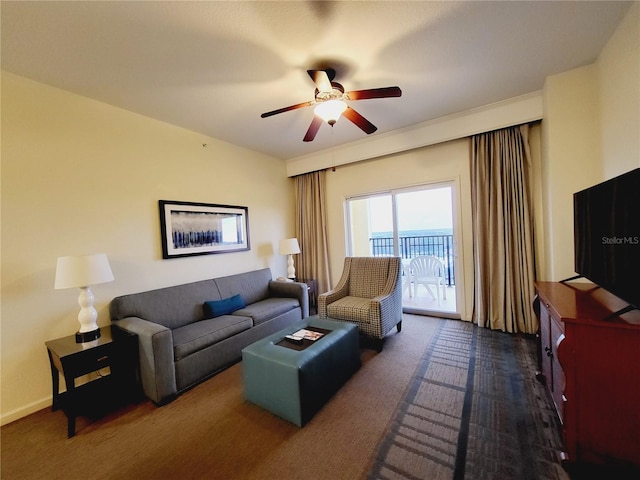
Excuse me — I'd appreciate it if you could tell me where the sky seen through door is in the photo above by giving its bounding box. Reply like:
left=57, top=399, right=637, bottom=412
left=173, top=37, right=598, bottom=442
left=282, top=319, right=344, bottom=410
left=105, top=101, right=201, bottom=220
left=369, top=187, right=453, bottom=234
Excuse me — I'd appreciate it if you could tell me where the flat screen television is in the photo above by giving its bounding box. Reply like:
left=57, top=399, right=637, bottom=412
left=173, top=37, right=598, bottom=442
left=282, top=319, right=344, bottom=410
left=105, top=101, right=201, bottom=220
left=573, top=168, right=640, bottom=311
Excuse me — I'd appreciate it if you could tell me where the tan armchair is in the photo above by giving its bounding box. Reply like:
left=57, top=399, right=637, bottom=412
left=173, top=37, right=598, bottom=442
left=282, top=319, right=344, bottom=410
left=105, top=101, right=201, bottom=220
left=318, top=257, right=403, bottom=351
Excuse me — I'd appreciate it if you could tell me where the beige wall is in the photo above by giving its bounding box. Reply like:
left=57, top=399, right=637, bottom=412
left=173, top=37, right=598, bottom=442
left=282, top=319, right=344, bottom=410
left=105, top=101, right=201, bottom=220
left=540, top=65, right=601, bottom=281
left=349, top=199, right=372, bottom=256
left=1, top=73, right=294, bottom=424
left=539, top=3, right=640, bottom=282
left=2, top=3, right=637, bottom=426
left=321, top=2, right=640, bottom=313
left=598, top=1, right=640, bottom=178
left=324, top=139, right=474, bottom=321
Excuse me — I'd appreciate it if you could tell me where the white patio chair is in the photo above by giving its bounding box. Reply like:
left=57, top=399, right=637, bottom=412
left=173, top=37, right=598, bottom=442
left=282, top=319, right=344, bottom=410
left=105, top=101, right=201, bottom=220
left=409, top=255, right=447, bottom=304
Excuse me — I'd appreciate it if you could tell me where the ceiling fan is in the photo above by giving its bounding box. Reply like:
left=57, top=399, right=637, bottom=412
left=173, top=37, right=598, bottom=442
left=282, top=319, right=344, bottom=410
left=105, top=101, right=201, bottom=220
left=260, top=69, right=402, bottom=142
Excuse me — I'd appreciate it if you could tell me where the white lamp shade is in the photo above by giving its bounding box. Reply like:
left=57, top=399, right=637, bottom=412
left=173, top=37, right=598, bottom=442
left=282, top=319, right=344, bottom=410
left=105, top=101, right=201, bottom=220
left=54, top=253, right=114, bottom=289
left=279, top=238, right=301, bottom=255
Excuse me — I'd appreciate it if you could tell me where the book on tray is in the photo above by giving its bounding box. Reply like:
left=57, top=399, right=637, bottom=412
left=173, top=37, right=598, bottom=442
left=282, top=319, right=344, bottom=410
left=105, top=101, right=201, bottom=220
left=289, top=328, right=325, bottom=341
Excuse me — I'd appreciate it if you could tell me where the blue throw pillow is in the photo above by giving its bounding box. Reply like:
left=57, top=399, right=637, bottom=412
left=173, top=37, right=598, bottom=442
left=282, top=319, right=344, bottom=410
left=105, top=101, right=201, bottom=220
left=204, top=294, right=245, bottom=318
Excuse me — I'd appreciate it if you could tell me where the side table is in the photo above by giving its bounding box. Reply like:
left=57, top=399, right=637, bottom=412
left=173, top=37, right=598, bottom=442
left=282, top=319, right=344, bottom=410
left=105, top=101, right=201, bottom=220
left=45, top=325, right=140, bottom=437
left=301, top=278, right=317, bottom=315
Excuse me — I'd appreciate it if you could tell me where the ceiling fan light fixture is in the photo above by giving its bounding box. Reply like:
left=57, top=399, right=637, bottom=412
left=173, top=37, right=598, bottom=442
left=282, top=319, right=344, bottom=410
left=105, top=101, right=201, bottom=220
left=261, top=69, right=400, bottom=141
left=314, top=99, right=348, bottom=125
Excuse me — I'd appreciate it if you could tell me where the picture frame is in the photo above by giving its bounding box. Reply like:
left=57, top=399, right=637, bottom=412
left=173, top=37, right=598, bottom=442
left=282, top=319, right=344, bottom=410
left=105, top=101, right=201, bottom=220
left=159, top=200, right=250, bottom=259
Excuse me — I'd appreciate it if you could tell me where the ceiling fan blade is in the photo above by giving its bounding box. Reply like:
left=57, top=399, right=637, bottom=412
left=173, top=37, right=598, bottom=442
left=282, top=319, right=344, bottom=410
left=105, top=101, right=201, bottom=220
left=342, top=106, right=377, bottom=134
left=346, top=86, right=402, bottom=100
left=307, top=69, right=335, bottom=93
left=261, top=101, right=314, bottom=118
left=303, top=116, right=323, bottom=142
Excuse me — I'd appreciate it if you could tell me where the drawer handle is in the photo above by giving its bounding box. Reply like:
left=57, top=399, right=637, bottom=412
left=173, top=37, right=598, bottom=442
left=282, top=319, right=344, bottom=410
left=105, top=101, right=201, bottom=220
left=545, top=347, right=553, bottom=358
left=97, top=355, right=109, bottom=362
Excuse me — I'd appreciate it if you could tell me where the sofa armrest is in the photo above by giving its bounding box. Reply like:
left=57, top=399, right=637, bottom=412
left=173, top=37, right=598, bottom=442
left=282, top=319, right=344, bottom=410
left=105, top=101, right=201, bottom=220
left=112, top=317, right=177, bottom=405
left=268, top=280, right=309, bottom=318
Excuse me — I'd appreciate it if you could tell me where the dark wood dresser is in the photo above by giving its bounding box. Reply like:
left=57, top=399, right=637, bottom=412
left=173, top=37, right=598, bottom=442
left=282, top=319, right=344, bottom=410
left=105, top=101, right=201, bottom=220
left=535, top=281, right=640, bottom=473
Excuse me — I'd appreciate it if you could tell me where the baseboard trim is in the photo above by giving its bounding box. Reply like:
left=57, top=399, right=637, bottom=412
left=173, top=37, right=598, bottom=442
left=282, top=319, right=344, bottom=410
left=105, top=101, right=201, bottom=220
left=1, top=397, right=51, bottom=426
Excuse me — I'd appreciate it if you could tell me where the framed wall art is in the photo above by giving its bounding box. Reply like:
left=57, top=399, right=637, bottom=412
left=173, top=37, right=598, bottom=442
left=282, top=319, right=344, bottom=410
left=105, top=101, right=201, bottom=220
left=159, top=200, right=250, bottom=259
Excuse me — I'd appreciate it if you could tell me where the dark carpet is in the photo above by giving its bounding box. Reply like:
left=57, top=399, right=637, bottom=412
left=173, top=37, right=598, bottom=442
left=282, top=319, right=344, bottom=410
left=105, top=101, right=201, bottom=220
left=368, top=319, right=568, bottom=480
left=2, top=316, right=571, bottom=480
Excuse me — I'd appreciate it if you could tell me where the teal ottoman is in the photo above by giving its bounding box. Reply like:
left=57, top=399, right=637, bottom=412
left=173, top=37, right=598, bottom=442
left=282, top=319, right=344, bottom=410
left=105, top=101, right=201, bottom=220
left=241, top=316, right=360, bottom=426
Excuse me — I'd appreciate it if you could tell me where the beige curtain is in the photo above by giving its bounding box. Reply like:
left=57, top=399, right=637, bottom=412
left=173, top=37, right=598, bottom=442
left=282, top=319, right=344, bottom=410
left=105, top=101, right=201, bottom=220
left=294, top=170, right=331, bottom=294
left=470, top=125, right=538, bottom=333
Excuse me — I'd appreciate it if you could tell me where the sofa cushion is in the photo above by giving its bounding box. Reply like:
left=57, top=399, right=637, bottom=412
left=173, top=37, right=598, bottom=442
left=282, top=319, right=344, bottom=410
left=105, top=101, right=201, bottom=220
left=204, top=294, right=245, bottom=318
left=110, top=279, right=220, bottom=329
left=214, top=268, right=272, bottom=306
left=173, top=316, right=252, bottom=361
left=233, top=297, right=300, bottom=326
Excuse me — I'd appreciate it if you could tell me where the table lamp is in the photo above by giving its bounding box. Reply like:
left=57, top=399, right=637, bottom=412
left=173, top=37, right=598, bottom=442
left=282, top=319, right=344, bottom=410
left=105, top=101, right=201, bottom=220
left=55, top=253, right=114, bottom=342
left=279, top=238, right=301, bottom=280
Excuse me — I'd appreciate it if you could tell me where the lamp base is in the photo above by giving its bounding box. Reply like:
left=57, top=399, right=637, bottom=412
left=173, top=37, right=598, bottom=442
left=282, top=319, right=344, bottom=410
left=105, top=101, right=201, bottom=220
left=76, top=328, right=101, bottom=343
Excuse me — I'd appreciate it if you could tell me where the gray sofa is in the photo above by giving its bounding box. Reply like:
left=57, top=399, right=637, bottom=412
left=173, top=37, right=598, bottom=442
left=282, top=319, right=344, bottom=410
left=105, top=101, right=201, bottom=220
left=109, top=268, right=308, bottom=405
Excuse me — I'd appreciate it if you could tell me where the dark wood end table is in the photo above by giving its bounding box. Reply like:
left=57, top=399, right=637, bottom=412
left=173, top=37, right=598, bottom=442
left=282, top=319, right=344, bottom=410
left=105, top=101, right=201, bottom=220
left=45, top=325, right=140, bottom=437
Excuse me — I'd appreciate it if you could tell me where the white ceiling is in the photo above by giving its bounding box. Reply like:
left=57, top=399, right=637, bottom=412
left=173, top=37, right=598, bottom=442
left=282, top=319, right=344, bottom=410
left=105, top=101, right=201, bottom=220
left=1, top=1, right=632, bottom=160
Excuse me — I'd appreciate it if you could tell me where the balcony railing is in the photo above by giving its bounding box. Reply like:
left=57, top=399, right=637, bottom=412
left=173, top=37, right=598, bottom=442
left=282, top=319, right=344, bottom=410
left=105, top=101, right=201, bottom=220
left=370, top=234, right=455, bottom=286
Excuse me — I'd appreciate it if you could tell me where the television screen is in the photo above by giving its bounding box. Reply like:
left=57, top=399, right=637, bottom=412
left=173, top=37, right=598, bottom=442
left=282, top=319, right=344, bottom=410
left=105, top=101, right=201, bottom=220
left=574, top=168, right=640, bottom=309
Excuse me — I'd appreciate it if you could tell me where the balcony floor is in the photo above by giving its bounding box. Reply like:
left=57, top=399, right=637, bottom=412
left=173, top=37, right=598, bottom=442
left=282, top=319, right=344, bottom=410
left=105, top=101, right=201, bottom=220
left=402, top=283, right=457, bottom=315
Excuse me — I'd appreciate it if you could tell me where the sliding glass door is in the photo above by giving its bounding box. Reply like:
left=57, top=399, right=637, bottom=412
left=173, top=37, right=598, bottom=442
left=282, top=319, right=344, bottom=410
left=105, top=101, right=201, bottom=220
left=346, top=182, right=459, bottom=317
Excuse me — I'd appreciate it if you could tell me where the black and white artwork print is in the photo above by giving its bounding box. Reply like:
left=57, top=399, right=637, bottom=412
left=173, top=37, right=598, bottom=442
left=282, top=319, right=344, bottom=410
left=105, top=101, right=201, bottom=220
left=159, top=200, right=250, bottom=259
